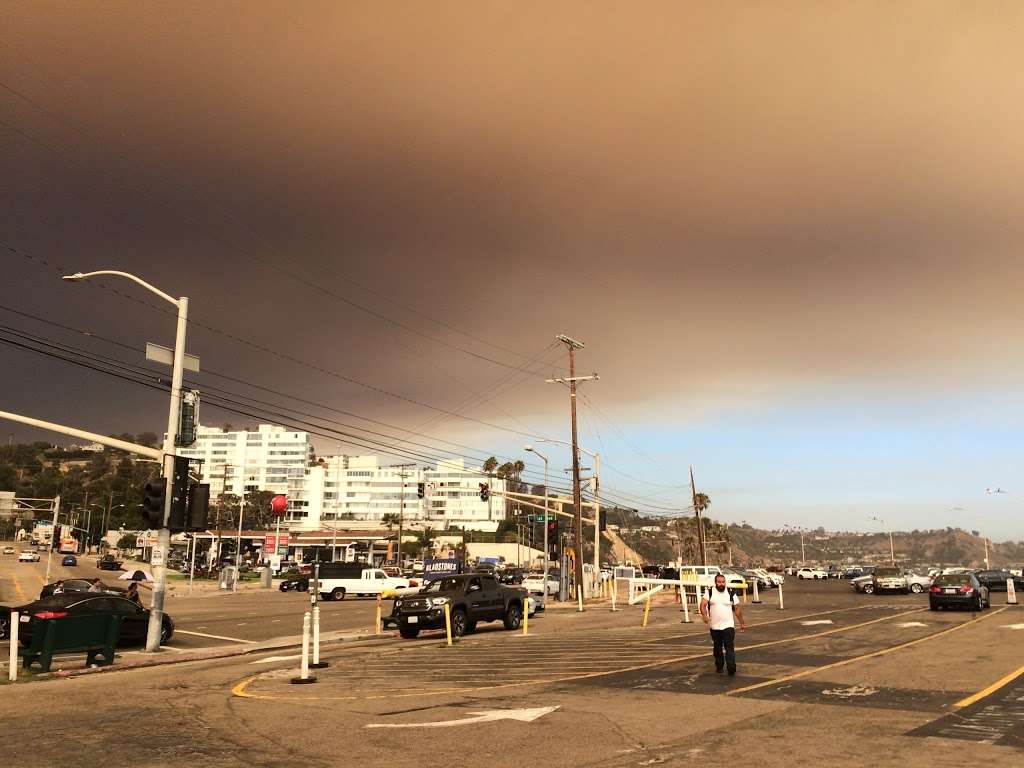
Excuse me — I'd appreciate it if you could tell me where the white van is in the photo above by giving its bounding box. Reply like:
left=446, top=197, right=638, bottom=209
left=315, top=562, right=417, bottom=601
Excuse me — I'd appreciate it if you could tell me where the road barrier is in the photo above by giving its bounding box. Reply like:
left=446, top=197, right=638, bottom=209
left=309, top=605, right=328, bottom=669
left=1008, top=579, right=1018, bottom=606
left=8, top=611, right=17, bottom=682
left=290, top=611, right=316, bottom=685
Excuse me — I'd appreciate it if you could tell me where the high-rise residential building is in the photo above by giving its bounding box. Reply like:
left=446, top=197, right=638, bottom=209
left=175, top=424, right=508, bottom=532
left=176, top=424, right=317, bottom=516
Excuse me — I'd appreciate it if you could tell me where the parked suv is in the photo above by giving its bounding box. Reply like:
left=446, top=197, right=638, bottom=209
left=796, top=567, right=828, bottom=580
left=871, top=566, right=908, bottom=593
left=391, top=573, right=527, bottom=639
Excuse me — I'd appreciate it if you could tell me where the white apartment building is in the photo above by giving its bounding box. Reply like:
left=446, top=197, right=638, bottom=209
left=315, top=456, right=506, bottom=532
left=176, top=424, right=317, bottom=516
left=175, top=424, right=508, bottom=532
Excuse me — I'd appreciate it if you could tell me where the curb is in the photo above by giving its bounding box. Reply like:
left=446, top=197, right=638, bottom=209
left=30, top=629, right=400, bottom=682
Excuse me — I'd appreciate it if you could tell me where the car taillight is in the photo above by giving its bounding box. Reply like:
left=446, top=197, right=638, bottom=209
left=929, top=586, right=941, bottom=593
left=33, top=610, right=68, bottom=619
left=959, top=586, right=974, bottom=594
left=408, top=580, right=418, bottom=587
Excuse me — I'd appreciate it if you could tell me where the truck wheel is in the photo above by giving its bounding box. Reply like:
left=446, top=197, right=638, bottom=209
left=399, top=625, right=420, bottom=639
left=331, top=588, right=346, bottom=601
left=910, top=583, right=924, bottom=594
left=503, top=602, right=523, bottom=630
left=450, top=608, right=468, bottom=637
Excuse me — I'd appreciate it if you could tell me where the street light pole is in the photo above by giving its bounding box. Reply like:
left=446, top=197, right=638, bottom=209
left=63, top=270, right=188, bottom=652
left=525, top=446, right=550, bottom=607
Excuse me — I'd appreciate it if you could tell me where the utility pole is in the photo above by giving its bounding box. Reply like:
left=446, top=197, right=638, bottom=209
left=394, top=463, right=416, bottom=569
left=690, top=466, right=706, bottom=566
left=548, top=335, right=598, bottom=611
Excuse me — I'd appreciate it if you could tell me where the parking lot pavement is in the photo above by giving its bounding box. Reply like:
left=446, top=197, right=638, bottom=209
left=1, top=578, right=1022, bottom=767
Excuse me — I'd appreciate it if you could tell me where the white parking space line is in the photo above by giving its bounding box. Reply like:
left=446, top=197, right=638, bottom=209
left=175, top=629, right=257, bottom=644
left=251, top=654, right=301, bottom=664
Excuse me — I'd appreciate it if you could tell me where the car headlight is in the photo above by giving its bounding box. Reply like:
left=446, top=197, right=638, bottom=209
left=430, top=597, right=449, bottom=607
left=394, top=600, right=402, bottom=608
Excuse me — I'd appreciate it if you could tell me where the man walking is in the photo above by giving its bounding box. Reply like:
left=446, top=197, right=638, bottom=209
left=700, top=573, right=747, bottom=675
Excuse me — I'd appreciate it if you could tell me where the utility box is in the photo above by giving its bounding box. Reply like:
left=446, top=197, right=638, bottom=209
left=261, top=566, right=273, bottom=588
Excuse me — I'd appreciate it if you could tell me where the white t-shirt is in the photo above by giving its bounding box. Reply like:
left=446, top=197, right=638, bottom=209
left=704, top=587, right=739, bottom=630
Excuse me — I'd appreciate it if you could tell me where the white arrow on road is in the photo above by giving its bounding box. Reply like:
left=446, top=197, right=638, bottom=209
left=800, top=620, right=834, bottom=626
left=1001, top=623, right=1024, bottom=630
left=366, top=706, right=559, bottom=729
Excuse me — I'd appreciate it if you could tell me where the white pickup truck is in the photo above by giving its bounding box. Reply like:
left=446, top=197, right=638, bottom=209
left=314, top=562, right=418, bottom=601
left=677, top=565, right=748, bottom=592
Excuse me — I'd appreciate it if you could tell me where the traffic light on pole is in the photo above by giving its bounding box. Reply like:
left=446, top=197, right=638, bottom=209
left=168, top=455, right=190, bottom=531
left=417, top=482, right=425, bottom=499
left=479, top=483, right=490, bottom=502
left=142, top=477, right=167, bottom=528
left=186, top=483, right=210, bottom=531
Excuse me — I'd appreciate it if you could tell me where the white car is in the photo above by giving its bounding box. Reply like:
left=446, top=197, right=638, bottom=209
left=797, top=567, right=828, bottom=580
left=753, top=568, right=784, bottom=587
left=18, top=550, right=41, bottom=562
left=3, top=546, right=15, bottom=555
left=521, top=573, right=560, bottom=596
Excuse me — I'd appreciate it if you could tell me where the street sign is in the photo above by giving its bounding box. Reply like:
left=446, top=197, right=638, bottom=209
left=145, top=342, right=200, bottom=372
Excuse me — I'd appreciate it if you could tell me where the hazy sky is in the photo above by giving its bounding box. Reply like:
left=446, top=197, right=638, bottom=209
left=3, top=3, right=1023, bottom=538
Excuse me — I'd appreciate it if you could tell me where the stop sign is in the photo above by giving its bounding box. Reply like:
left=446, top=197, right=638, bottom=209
left=270, top=494, right=288, bottom=517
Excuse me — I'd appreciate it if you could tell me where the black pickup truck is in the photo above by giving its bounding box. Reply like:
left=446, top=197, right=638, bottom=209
left=391, top=573, right=527, bottom=639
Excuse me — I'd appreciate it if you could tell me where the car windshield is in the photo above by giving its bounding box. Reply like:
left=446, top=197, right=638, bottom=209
left=421, top=578, right=464, bottom=593
left=934, top=575, right=971, bottom=586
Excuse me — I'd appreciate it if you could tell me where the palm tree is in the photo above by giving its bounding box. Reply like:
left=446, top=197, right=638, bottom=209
left=381, top=513, right=400, bottom=563
left=416, top=526, right=436, bottom=560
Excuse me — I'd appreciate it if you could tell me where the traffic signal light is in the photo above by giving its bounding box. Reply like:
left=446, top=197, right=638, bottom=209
left=141, top=456, right=191, bottom=530
left=142, top=478, right=167, bottom=528
left=417, top=482, right=425, bottom=499
left=599, top=509, right=607, bottom=532
left=479, top=483, right=490, bottom=502
left=186, top=483, right=210, bottom=531
left=176, top=390, right=200, bottom=447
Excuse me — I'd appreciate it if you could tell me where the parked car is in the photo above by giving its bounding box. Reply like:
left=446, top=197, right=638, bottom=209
left=390, top=573, right=528, bottom=639
left=61, top=554, right=78, bottom=567
left=797, top=567, right=828, bottom=580
left=871, top=566, right=908, bottom=593
left=929, top=573, right=989, bottom=611
left=40, top=579, right=125, bottom=599
left=18, top=550, right=40, bottom=562
left=752, top=568, right=783, bottom=587
left=521, top=572, right=560, bottom=596
left=741, top=570, right=769, bottom=591
left=679, top=565, right=747, bottom=591
left=0, top=592, right=174, bottom=646
left=842, top=566, right=865, bottom=579
left=904, top=571, right=933, bottom=594
left=3, top=546, right=15, bottom=555
left=278, top=575, right=310, bottom=592
left=972, top=569, right=1024, bottom=593
left=851, top=573, right=874, bottom=593
left=498, top=569, right=525, bottom=585
left=827, top=566, right=842, bottom=578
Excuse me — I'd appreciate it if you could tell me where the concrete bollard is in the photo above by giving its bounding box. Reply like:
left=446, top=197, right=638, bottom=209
left=8, top=611, right=18, bottom=682
left=375, top=594, right=383, bottom=635
left=444, top=602, right=453, bottom=646
left=291, top=611, right=316, bottom=684
left=778, top=581, right=785, bottom=610
left=610, top=579, right=618, bottom=612
left=752, top=579, right=762, bottom=604
left=309, top=605, right=328, bottom=669
left=1008, top=578, right=1018, bottom=605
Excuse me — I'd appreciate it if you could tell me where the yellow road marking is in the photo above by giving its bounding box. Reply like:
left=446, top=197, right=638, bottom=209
left=728, top=607, right=1008, bottom=695
left=11, top=573, right=28, bottom=603
left=231, top=607, right=927, bottom=702
left=954, top=662, right=1024, bottom=708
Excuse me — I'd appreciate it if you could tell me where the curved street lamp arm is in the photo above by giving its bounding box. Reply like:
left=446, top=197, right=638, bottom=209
left=62, top=270, right=179, bottom=307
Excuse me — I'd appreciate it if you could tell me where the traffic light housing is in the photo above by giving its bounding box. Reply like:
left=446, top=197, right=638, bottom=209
left=186, top=483, right=210, bottom=531
left=479, top=483, right=490, bottom=502
left=599, top=509, right=607, bottom=532
left=141, top=456, right=191, bottom=530
left=176, top=390, right=200, bottom=447
left=142, top=478, right=167, bottom=528
left=417, top=482, right=425, bottom=499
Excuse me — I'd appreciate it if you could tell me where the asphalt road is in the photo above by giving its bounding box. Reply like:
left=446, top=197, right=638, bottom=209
left=3, top=575, right=1022, bottom=767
